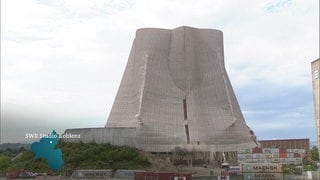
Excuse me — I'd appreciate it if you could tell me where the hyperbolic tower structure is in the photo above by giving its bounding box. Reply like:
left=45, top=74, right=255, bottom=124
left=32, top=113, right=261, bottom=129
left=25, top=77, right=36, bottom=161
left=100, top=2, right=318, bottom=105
left=105, top=26, right=258, bottom=152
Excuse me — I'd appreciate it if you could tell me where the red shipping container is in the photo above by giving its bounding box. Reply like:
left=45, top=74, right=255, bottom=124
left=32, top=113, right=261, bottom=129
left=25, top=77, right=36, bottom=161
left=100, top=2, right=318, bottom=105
left=154, top=172, right=175, bottom=180
left=252, top=147, right=262, bottom=153
left=279, top=153, right=287, bottom=158
left=135, top=171, right=154, bottom=180
left=279, top=148, right=286, bottom=153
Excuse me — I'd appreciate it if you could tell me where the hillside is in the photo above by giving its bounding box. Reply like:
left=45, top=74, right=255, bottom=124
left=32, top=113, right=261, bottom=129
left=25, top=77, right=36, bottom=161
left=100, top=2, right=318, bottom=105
left=57, top=141, right=151, bottom=171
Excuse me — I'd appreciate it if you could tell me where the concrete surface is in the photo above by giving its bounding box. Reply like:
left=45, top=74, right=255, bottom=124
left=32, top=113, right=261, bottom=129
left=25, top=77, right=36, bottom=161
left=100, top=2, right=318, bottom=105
left=63, top=26, right=259, bottom=153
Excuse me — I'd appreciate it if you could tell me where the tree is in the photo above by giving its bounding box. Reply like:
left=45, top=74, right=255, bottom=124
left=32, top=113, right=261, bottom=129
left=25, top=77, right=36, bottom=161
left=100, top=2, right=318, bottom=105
left=0, top=155, right=10, bottom=171
left=311, top=146, right=319, bottom=161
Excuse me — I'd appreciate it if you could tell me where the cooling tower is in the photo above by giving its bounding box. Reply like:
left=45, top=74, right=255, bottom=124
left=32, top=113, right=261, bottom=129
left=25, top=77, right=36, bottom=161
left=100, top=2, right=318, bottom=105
left=105, top=26, right=258, bottom=152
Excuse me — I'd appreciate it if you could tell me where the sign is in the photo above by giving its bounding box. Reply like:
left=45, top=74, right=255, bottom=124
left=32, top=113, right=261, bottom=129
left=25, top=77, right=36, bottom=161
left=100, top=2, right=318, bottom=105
left=241, top=163, right=283, bottom=173
left=243, top=173, right=284, bottom=180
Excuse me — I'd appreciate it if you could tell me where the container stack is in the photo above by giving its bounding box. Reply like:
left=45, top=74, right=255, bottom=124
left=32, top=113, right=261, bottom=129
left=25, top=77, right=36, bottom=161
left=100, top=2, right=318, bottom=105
left=241, top=163, right=284, bottom=180
left=237, top=147, right=304, bottom=165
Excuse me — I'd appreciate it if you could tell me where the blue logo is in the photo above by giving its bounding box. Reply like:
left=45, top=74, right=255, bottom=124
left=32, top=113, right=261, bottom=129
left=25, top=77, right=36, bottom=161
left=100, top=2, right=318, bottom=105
left=31, top=130, right=64, bottom=171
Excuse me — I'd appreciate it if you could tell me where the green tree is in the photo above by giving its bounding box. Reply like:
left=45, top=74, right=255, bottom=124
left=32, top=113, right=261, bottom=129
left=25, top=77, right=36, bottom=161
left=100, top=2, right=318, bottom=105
left=0, top=155, right=10, bottom=171
left=311, top=146, right=319, bottom=161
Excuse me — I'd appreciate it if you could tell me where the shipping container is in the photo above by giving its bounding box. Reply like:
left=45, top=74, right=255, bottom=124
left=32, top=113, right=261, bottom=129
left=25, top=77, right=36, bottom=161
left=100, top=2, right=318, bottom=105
left=114, top=170, right=135, bottom=179
left=134, top=171, right=154, bottom=180
left=287, top=153, right=294, bottom=158
left=246, top=159, right=258, bottom=163
left=153, top=172, right=175, bottom=180
left=279, top=153, right=287, bottom=158
left=238, top=148, right=253, bottom=154
left=280, top=158, right=286, bottom=164
left=256, top=159, right=271, bottom=163
left=73, top=169, right=113, bottom=178
left=296, top=158, right=302, bottom=163
left=241, top=163, right=283, bottom=173
left=278, top=158, right=302, bottom=165
left=293, top=149, right=305, bottom=153
left=272, top=158, right=280, bottom=163
left=242, top=173, right=284, bottom=180
left=252, top=147, right=263, bottom=153
left=175, top=173, right=192, bottom=180
left=225, top=166, right=241, bottom=176
left=287, top=149, right=293, bottom=153
left=264, top=154, right=272, bottom=159
left=293, top=153, right=300, bottom=158
left=245, top=149, right=252, bottom=153
left=286, top=158, right=297, bottom=165
left=258, top=159, right=267, bottom=163
left=279, top=148, right=286, bottom=153
left=243, top=154, right=252, bottom=159
left=263, top=148, right=279, bottom=154
left=252, top=153, right=263, bottom=159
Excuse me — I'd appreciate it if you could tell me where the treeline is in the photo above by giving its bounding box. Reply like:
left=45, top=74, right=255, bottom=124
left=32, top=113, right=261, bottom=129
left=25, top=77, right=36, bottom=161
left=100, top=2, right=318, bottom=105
left=0, top=146, right=27, bottom=158
left=0, top=141, right=150, bottom=176
left=0, top=143, right=30, bottom=151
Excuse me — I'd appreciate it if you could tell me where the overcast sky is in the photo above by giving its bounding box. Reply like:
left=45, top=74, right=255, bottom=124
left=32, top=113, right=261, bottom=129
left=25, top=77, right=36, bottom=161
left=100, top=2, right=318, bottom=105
left=1, top=0, right=319, bottom=144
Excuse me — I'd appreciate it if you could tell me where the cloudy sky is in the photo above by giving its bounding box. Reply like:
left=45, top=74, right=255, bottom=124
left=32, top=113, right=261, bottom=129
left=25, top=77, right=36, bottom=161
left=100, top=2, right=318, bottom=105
left=1, top=0, right=319, bottom=143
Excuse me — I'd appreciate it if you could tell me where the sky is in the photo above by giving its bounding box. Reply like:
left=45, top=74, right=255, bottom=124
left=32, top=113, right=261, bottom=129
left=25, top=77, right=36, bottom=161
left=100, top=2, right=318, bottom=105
left=1, top=0, right=319, bottom=144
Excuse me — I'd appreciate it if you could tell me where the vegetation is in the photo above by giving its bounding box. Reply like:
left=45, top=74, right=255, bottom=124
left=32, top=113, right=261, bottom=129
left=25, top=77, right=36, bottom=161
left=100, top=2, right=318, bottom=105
left=0, top=141, right=150, bottom=176
left=300, top=146, right=319, bottom=171
left=7, top=151, right=52, bottom=172
left=283, top=164, right=303, bottom=174
left=0, top=147, right=45, bottom=176
left=0, top=150, right=55, bottom=176
left=0, top=155, right=10, bottom=172
left=303, top=161, right=318, bottom=171
left=57, top=141, right=150, bottom=172
left=310, top=146, right=319, bottom=162
left=0, top=146, right=27, bottom=158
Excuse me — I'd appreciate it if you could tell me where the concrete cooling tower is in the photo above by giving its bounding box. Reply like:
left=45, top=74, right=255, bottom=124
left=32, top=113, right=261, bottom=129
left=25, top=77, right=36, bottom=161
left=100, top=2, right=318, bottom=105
left=105, top=26, right=258, bottom=152
left=63, top=26, right=258, bottom=153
